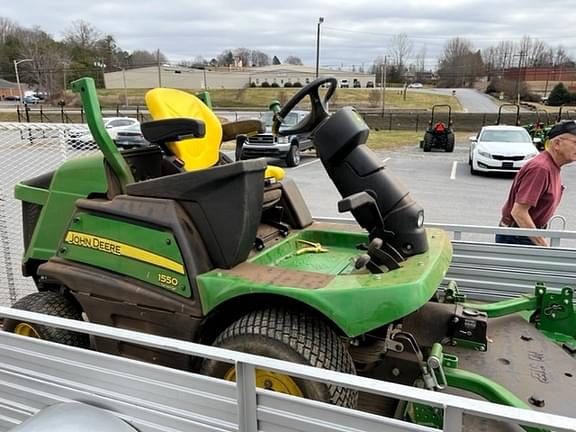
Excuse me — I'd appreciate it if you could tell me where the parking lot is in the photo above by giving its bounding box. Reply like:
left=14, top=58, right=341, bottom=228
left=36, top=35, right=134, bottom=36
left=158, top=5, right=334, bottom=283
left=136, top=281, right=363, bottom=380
left=278, top=140, right=576, bottom=232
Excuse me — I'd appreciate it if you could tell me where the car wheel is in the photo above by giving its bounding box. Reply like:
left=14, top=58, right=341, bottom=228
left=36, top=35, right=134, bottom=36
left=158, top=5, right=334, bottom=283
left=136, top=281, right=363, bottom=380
left=285, top=143, right=300, bottom=167
left=200, top=308, right=357, bottom=408
left=3, top=292, right=89, bottom=347
left=470, top=158, right=478, bottom=175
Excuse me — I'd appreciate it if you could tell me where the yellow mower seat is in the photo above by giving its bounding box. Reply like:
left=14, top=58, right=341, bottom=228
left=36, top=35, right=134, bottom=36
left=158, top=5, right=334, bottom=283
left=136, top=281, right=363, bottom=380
left=146, top=88, right=223, bottom=171
left=145, top=87, right=284, bottom=181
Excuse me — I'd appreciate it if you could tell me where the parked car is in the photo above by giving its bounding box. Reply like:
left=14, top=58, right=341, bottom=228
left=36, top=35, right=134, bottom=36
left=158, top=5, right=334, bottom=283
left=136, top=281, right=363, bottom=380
left=4, top=95, right=20, bottom=101
left=366, top=81, right=375, bottom=88
left=353, top=80, right=361, bottom=88
left=236, top=110, right=313, bottom=167
left=469, top=125, right=540, bottom=175
left=67, top=117, right=140, bottom=149
left=340, top=79, right=349, bottom=88
left=114, top=123, right=150, bottom=149
left=23, top=95, right=41, bottom=104
left=408, top=82, right=424, bottom=89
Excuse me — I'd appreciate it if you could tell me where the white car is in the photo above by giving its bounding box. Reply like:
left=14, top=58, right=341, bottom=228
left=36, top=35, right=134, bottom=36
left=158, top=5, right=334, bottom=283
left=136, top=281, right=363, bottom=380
left=68, top=117, right=140, bottom=148
left=469, top=125, right=540, bottom=175
left=408, top=82, right=423, bottom=88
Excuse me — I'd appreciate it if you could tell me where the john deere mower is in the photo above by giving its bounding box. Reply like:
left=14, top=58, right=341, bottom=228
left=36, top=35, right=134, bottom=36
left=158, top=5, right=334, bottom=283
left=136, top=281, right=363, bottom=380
left=5, top=77, right=576, bottom=431
left=420, top=104, right=455, bottom=152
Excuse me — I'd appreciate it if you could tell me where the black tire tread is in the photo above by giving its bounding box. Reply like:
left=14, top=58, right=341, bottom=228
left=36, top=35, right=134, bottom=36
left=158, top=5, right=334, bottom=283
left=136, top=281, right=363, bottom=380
left=203, top=308, right=357, bottom=408
left=3, top=292, right=88, bottom=347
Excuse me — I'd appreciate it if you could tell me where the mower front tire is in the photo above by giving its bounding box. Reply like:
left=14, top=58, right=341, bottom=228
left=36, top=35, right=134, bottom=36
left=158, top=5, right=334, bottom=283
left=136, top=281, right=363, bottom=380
left=200, top=308, right=357, bottom=408
left=3, top=292, right=89, bottom=348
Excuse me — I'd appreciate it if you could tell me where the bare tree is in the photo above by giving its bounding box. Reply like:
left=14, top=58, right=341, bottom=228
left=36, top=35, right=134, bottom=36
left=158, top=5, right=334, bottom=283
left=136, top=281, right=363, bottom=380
left=388, top=33, right=413, bottom=80
left=64, top=20, right=102, bottom=50
left=437, top=37, right=484, bottom=87
left=129, top=50, right=166, bottom=67
left=285, top=55, right=303, bottom=65
left=233, top=48, right=251, bottom=67
left=415, top=45, right=427, bottom=72
left=251, top=50, right=270, bottom=67
left=0, top=16, right=18, bottom=43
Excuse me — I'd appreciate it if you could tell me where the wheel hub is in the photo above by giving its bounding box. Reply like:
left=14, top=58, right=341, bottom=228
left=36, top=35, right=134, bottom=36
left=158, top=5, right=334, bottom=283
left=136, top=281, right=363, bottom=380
left=224, top=367, right=304, bottom=396
left=14, top=323, right=40, bottom=338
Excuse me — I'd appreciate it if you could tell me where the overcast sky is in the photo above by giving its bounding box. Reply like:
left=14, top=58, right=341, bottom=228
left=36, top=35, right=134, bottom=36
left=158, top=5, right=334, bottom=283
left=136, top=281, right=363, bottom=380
left=3, top=0, right=576, bottom=69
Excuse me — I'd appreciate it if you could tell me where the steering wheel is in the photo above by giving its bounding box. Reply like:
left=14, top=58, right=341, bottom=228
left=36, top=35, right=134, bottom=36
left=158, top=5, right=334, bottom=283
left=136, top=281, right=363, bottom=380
left=272, top=77, right=337, bottom=136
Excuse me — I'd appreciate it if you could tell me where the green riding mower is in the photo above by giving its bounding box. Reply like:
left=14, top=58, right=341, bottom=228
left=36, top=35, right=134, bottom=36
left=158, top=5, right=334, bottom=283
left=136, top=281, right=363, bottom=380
left=5, top=76, right=576, bottom=431
left=420, top=104, right=455, bottom=152
left=523, top=109, right=553, bottom=151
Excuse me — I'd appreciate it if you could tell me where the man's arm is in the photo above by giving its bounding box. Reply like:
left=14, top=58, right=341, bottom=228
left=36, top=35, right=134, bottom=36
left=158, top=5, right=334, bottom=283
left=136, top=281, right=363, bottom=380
left=510, top=202, right=548, bottom=246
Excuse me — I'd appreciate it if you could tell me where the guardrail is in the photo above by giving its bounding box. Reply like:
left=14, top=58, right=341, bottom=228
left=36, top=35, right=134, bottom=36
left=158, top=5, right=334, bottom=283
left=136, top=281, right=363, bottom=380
left=1, top=307, right=574, bottom=432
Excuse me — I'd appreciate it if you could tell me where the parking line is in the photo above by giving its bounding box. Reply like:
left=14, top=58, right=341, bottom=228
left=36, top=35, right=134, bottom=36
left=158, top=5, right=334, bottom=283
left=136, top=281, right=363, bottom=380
left=293, top=158, right=321, bottom=170
left=450, top=161, right=458, bottom=180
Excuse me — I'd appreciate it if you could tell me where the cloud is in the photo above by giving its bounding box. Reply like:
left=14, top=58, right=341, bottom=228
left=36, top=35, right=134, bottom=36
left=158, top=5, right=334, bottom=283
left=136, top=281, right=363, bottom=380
left=4, top=0, right=576, bottom=69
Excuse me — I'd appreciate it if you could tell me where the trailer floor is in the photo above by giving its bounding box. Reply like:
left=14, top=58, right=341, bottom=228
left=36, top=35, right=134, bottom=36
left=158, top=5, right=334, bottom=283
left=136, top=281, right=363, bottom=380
left=444, top=314, right=576, bottom=431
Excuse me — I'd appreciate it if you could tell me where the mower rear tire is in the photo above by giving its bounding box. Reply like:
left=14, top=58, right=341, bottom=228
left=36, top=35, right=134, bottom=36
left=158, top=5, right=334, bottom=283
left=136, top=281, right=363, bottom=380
left=3, top=292, right=89, bottom=348
left=200, top=308, right=357, bottom=408
left=423, top=132, right=433, bottom=152
left=445, top=132, right=455, bottom=152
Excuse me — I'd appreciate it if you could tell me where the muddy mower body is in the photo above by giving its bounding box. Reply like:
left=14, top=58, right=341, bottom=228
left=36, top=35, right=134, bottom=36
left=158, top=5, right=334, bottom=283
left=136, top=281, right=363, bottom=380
left=7, top=77, right=576, bottom=431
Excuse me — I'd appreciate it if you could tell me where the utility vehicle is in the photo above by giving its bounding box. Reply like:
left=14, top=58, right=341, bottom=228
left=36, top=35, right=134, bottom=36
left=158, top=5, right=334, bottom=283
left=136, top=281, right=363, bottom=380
left=420, top=104, right=455, bottom=152
left=5, top=76, right=576, bottom=430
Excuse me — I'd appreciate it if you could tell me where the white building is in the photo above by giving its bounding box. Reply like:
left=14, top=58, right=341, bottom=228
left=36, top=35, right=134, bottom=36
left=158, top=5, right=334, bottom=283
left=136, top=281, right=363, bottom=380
left=104, top=64, right=375, bottom=90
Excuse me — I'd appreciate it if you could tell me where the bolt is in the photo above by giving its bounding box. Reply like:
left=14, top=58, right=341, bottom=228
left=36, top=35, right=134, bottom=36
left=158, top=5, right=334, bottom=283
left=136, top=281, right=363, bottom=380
left=165, top=239, right=171, bottom=245
left=528, top=395, right=545, bottom=408
left=73, top=217, right=80, bottom=223
left=59, top=247, right=67, bottom=254
left=551, top=313, right=556, bottom=319
left=392, top=368, right=401, bottom=377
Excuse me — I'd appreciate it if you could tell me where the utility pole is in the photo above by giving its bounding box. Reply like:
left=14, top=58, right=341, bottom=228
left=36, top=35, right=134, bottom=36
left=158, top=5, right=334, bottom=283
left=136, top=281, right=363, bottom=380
left=13, top=58, right=33, bottom=105
left=380, top=56, right=387, bottom=116
left=157, top=49, right=162, bottom=87
left=122, top=67, right=128, bottom=106
left=514, top=50, right=526, bottom=105
left=315, top=17, right=324, bottom=79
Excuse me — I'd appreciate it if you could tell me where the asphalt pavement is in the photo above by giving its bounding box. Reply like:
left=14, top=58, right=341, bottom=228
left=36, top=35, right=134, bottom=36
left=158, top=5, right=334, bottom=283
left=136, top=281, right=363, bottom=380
left=281, top=141, right=576, bottom=235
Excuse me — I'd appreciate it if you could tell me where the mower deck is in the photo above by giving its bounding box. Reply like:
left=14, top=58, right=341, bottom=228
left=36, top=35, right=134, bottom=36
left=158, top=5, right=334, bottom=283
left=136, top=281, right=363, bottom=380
left=445, top=314, right=576, bottom=430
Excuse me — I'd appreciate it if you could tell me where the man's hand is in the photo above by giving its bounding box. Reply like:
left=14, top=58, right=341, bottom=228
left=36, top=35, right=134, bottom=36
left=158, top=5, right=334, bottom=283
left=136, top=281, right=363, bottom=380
left=510, top=202, right=549, bottom=247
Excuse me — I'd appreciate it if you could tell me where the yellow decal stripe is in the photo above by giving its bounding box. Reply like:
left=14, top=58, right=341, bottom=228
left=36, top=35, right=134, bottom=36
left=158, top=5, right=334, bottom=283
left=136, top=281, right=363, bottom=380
left=65, top=231, right=184, bottom=274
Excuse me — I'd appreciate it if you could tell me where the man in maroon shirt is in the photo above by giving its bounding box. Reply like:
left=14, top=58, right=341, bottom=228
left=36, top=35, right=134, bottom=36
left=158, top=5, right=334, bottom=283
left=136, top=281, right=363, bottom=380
left=497, top=120, right=576, bottom=246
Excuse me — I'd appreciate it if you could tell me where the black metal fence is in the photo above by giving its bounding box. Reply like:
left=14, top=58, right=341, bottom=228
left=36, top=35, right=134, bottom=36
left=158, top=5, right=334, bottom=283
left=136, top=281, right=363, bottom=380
left=12, top=106, right=576, bottom=132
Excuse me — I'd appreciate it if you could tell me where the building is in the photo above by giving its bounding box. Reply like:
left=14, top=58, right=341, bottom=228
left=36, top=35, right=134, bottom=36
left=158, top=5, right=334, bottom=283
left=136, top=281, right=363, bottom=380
left=0, top=78, right=19, bottom=99
left=501, top=66, right=576, bottom=96
left=104, top=64, right=376, bottom=90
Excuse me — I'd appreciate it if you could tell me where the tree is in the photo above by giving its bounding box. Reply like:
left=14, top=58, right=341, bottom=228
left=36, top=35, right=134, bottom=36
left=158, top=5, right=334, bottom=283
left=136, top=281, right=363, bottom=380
left=437, top=37, right=485, bottom=87
left=547, top=83, right=573, bottom=106
left=217, top=49, right=234, bottom=66
left=251, top=50, right=270, bottom=67
left=388, top=33, right=412, bottom=81
left=129, top=50, right=165, bottom=67
left=285, top=55, right=303, bottom=65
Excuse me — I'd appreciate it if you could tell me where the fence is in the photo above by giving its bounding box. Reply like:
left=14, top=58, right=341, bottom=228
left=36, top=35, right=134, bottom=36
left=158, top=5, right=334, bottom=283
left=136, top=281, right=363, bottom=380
left=12, top=106, right=576, bottom=132
left=0, top=122, right=100, bottom=306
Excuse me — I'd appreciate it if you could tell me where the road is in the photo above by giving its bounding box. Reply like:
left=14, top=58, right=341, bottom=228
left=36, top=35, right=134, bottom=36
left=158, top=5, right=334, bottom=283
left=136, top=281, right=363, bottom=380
left=428, top=88, right=500, bottom=113
left=279, top=141, right=576, bottom=238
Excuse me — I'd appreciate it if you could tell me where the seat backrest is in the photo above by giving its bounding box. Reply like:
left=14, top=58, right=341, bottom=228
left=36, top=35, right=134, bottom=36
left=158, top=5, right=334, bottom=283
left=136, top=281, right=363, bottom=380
left=145, top=88, right=223, bottom=171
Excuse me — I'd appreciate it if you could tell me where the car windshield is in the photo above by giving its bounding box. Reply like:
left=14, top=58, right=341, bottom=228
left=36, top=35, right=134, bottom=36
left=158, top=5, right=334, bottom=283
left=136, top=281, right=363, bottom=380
left=480, top=130, right=531, bottom=143
left=260, top=112, right=300, bottom=128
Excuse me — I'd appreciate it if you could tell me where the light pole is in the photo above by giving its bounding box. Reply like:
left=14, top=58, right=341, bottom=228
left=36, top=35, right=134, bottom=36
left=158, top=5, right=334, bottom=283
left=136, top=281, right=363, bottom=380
left=315, top=17, right=324, bottom=79
left=13, top=58, right=33, bottom=105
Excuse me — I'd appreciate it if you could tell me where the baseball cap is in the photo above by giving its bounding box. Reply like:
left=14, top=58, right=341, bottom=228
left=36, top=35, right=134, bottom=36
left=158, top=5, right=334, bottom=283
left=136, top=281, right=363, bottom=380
left=548, top=120, right=576, bottom=139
